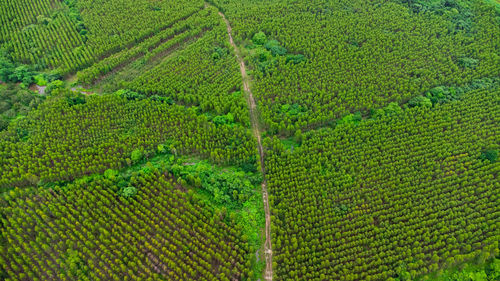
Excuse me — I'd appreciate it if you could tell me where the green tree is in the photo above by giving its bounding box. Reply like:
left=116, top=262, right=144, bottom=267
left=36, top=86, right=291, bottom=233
left=252, top=32, right=267, bottom=45
left=131, top=149, right=143, bottom=163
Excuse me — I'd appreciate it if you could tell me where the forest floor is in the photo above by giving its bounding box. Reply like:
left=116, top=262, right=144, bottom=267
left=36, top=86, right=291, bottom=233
left=216, top=8, right=274, bottom=281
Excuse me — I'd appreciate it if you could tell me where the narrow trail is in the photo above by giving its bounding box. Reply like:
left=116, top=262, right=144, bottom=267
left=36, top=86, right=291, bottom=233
left=216, top=9, right=273, bottom=281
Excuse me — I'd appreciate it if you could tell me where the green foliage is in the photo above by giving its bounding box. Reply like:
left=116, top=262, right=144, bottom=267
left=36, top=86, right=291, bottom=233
left=264, top=40, right=287, bottom=56
left=397, top=0, right=476, bottom=33
left=423, top=78, right=499, bottom=106
left=384, top=102, right=403, bottom=116
left=130, top=149, right=143, bottom=164
left=212, top=46, right=228, bottom=60
left=2, top=1, right=500, bottom=281
left=167, top=160, right=261, bottom=205
left=408, top=95, right=433, bottom=108
left=115, top=89, right=145, bottom=101
left=211, top=0, right=500, bottom=135
left=458, top=57, right=479, bottom=69
left=157, top=144, right=167, bottom=153
left=0, top=83, right=44, bottom=131
left=66, top=92, right=86, bottom=106
left=0, top=52, right=38, bottom=86
left=212, top=112, right=235, bottom=126
left=149, top=94, right=173, bottom=104
left=252, top=31, right=267, bottom=45
left=33, top=74, right=47, bottom=86
left=285, top=54, right=306, bottom=64
left=0, top=0, right=204, bottom=74
left=0, top=94, right=256, bottom=190
left=61, top=249, right=89, bottom=280
left=120, top=185, right=137, bottom=198
left=1, top=167, right=252, bottom=280
left=264, top=88, right=499, bottom=280
left=337, top=111, right=362, bottom=126
left=249, top=33, right=303, bottom=75
left=0, top=54, right=15, bottom=82
left=45, top=80, right=65, bottom=95
left=424, top=256, right=500, bottom=281
left=99, top=7, right=252, bottom=126
left=480, top=149, right=498, bottom=163
left=62, top=0, right=88, bottom=42
left=104, top=169, right=119, bottom=180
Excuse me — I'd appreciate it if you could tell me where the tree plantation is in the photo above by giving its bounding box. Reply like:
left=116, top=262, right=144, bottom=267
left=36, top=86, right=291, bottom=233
left=0, top=91, right=256, bottom=191
left=0, top=0, right=499, bottom=280
left=1, top=166, right=252, bottom=280
left=264, top=87, right=499, bottom=280
left=210, top=0, right=500, bottom=135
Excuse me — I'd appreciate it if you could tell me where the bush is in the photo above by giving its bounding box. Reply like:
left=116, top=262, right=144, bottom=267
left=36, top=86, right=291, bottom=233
left=252, top=32, right=267, bottom=45
left=213, top=113, right=234, bottom=125
left=286, top=54, right=306, bottom=64
left=34, top=74, right=47, bottom=86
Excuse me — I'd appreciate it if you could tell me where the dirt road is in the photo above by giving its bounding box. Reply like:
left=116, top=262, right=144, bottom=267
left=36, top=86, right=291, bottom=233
left=217, top=9, right=273, bottom=281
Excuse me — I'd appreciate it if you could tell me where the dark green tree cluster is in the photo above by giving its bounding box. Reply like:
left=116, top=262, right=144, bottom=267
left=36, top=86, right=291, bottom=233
left=0, top=91, right=256, bottom=190
left=263, top=87, right=499, bottom=280
left=396, top=0, right=478, bottom=33
left=424, top=255, right=500, bottom=281
left=167, top=159, right=262, bottom=205
left=245, top=32, right=305, bottom=74
left=211, top=0, right=500, bottom=136
left=0, top=50, right=61, bottom=86
left=0, top=84, right=45, bottom=131
left=0, top=166, right=251, bottom=280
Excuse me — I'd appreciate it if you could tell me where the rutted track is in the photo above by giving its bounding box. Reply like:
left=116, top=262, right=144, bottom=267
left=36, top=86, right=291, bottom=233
left=216, top=7, right=274, bottom=281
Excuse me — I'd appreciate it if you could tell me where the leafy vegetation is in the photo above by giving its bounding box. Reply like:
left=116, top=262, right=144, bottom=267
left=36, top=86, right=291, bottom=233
left=1, top=0, right=499, bottom=280
left=168, top=158, right=261, bottom=205
left=1, top=165, right=252, bottom=280
left=264, top=87, right=499, bottom=280
left=0, top=90, right=256, bottom=191
left=0, top=84, right=44, bottom=131
left=421, top=255, right=500, bottom=281
left=0, top=0, right=204, bottom=74
left=211, top=0, right=500, bottom=135
left=127, top=5, right=250, bottom=125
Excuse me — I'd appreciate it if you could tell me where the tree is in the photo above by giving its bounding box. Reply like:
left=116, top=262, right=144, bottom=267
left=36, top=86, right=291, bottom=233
left=252, top=32, right=267, bottom=45
left=131, top=149, right=143, bottom=164
left=121, top=186, right=137, bottom=198
left=408, top=96, right=432, bottom=108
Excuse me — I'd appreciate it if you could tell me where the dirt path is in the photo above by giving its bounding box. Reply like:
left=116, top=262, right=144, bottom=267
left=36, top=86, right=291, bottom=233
left=216, top=9, right=273, bottom=281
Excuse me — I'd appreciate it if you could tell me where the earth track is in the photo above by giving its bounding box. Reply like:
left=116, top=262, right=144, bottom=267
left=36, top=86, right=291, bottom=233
left=216, top=8, right=273, bottom=281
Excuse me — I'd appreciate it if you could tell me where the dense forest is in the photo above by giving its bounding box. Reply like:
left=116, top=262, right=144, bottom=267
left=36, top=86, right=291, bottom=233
left=210, top=0, right=500, bottom=135
left=265, top=86, right=499, bottom=280
left=0, top=0, right=499, bottom=280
